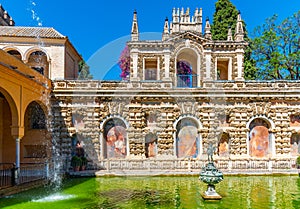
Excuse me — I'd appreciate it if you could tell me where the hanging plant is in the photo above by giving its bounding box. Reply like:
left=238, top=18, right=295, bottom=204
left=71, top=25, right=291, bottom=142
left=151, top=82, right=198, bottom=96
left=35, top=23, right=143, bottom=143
left=177, top=61, right=192, bottom=75
left=177, top=61, right=192, bottom=86
left=118, top=45, right=130, bottom=80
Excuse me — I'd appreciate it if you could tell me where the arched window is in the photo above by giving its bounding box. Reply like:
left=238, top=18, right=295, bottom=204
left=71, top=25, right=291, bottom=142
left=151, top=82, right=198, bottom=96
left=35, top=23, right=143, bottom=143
left=176, top=118, right=199, bottom=158
left=26, top=102, right=46, bottom=130
left=145, top=132, right=157, bottom=158
left=7, top=50, right=22, bottom=60
left=27, top=51, right=49, bottom=77
left=290, top=134, right=300, bottom=156
left=218, top=133, right=229, bottom=157
left=176, top=48, right=198, bottom=88
left=103, top=118, right=127, bottom=159
left=248, top=118, right=270, bottom=158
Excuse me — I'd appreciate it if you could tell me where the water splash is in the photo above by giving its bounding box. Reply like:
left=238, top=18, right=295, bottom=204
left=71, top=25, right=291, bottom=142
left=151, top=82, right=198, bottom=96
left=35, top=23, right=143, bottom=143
left=26, top=0, right=64, bottom=190
left=29, top=0, right=43, bottom=26
left=32, top=193, right=75, bottom=202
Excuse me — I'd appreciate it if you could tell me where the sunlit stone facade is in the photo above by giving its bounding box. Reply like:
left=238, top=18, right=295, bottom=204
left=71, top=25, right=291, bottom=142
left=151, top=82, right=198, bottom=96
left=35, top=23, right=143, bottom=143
left=51, top=9, right=300, bottom=172
left=1, top=7, right=299, bottom=173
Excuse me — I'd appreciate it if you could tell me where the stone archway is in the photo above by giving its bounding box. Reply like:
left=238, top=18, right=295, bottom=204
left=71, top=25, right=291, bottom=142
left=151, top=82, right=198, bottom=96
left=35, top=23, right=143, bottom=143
left=175, top=117, right=200, bottom=158
left=22, top=101, right=49, bottom=162
left=0, top=91, right=15, bottom=163
left=103, top=118, right=127, bottom=159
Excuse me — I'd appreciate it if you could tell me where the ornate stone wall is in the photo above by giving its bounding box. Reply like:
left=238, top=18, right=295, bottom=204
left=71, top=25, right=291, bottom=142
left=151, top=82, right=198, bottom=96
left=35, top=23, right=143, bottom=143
left=52, top=80, right=300, bottom=171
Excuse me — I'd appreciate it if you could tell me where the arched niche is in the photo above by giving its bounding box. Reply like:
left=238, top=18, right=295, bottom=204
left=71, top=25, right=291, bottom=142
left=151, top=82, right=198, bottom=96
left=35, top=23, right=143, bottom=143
left=290, top=133, right=300, bottom=156
left=103, top=118, right=127, bottom=159
left=290, top=115, right=300, bottom=127
left=218, top=133, right=230, bottom=157
left=175, top=117, right=200, bottom=158
left=145, top=132, right=157, bottom=158
left=248, top=118, right=273, bottom=158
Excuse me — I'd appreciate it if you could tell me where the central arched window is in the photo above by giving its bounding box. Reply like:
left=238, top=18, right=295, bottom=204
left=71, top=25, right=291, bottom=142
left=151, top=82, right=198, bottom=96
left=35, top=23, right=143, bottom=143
left=176, top=48, right=199, bottom=88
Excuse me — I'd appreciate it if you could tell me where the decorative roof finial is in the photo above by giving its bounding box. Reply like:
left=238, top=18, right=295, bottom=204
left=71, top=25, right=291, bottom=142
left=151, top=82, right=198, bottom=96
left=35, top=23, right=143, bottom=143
left=234, top=11, right=244, bottom=42
left=204, top=17, right=212, bottom=40
left=227, top=26, right=233, bottom=41
left=162, top=17, right=170, bottom=41
left=131, top=10, right=139, bottom=41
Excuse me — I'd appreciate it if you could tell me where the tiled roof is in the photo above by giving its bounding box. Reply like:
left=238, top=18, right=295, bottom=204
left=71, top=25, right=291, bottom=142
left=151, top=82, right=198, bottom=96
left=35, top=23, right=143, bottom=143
left=0, top=26, right=66, bottom=38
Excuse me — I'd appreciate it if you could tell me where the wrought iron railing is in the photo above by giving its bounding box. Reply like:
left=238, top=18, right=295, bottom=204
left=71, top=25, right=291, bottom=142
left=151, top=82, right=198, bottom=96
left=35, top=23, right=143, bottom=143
left=18, top=163, right=48, bottom=184
left=177, top=74, right=198, bottom=88
left=0, top=163, right=15, bottom=188
left=0, top=163, right=48, bottom=189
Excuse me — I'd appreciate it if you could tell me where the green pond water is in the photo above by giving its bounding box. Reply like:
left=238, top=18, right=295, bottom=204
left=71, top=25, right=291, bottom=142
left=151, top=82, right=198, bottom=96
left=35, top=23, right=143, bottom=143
left=1, top=175, right=300, bottom=209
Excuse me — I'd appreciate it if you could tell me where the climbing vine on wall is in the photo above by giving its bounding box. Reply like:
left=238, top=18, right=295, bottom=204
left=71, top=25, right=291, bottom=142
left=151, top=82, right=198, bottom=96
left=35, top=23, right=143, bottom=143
left=118, top=45, right=130, bottom=79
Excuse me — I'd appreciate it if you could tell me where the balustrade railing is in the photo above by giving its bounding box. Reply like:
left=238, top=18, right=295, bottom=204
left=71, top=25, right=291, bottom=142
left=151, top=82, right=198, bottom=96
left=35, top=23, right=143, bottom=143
left=177, top=74, right=198, bottom=88
left=99, top=158, right=296, bottom=172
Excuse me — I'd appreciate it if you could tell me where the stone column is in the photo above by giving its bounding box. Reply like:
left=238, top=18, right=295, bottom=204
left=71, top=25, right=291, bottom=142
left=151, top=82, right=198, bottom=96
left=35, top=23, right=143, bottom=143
left=204, top=50, right=212, bottom=80
left=15, top=137, right=21, bottom=183
left=131, top=49, right=139, bottom=81
left=162, top=50, right=171, bottom=81
left=235, top=48, right=244, bottom=81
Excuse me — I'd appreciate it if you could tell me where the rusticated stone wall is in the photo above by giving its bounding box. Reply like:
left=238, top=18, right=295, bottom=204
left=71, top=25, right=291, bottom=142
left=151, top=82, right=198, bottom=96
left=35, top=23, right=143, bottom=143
left=51, top=80, right=300, bottom=171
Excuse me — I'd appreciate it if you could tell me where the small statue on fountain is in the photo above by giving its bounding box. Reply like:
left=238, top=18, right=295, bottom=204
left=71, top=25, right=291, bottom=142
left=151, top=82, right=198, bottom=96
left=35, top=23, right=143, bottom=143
left=207, top=143, right=216, bottom=163
left=200, top=142, right=223, bottom=200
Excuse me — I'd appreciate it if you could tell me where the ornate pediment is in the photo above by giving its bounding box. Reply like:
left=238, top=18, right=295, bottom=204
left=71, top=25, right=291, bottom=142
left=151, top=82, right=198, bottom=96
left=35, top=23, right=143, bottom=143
left=166, top=31, right=208, bottom=45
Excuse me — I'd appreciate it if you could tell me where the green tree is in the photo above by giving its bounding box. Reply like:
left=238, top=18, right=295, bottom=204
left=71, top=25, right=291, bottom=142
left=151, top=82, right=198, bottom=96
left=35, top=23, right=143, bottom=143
left=78, top=59, right=93, bottom=80
left=251, top=11, right=300, bottom=80
left=211, top=0, right=257, bottom=80
left=211, top=0, right=239, bottom=40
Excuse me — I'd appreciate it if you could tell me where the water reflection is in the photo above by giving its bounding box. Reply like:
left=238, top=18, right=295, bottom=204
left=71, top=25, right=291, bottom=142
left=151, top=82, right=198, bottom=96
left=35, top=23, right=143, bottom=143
left=0, top=176, right=299, bottom=209
left=95, top=176, right=300, bottom=209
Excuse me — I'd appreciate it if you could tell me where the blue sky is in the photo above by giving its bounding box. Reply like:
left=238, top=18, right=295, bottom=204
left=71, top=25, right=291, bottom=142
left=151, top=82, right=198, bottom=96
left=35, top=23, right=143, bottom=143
left=1, top=0, right=299, bottom=80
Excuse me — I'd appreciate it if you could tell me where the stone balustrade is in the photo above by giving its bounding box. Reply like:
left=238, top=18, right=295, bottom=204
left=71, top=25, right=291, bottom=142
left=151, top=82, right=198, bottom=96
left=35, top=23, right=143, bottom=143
left=53, top=80, right=300, bottom=92
left=96, top=158, right=297, bottom=173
